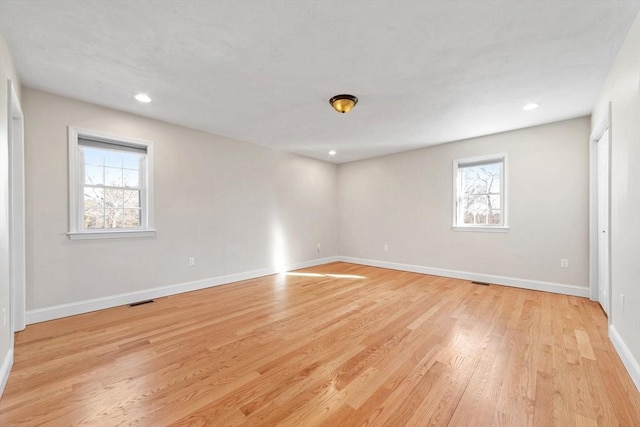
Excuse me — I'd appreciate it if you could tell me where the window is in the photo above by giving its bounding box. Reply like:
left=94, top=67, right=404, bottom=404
left=453, top=154, right=508, bottom=231
left=68, top=127, right=155, bottom=239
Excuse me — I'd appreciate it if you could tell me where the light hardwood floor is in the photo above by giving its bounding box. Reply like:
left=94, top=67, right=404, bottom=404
left=1, top=262, right=639, bottom=426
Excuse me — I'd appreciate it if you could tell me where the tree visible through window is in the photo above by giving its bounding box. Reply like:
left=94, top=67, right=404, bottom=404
left=454, top=154, right=507, bottom=228
left=68, top=127, right=155, bottom=239
left=81, top=144, right=143, bottom=229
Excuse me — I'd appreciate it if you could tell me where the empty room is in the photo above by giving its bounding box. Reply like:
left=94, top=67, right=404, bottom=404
left=1, top=1, right=639, bottom=425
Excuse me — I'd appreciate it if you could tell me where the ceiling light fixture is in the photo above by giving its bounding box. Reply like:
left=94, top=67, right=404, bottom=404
left=328, top=150, right=337, bottom=156
left=329, top=94, right=358, bottom=114
left=135, top=93, right=152, bottom=103
left=523, top=102, right=539, bottom=111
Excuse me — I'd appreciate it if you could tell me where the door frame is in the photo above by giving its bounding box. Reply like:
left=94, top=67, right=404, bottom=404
left=8, top=80, right=25, bottom=332
left=589, top=103, right=612, bottom=320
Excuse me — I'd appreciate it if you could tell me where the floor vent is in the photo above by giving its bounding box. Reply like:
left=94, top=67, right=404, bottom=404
left=471, top=281, right=491, bottom=286
left=129, top=299, right=155, bottom=307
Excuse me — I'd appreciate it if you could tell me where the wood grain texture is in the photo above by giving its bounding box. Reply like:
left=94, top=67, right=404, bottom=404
left=1, top=262, right=639, bottom=426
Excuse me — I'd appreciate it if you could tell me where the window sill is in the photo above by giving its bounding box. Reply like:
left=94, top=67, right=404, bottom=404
left=67, top=229, right=156, bottom=240
left=452, top=226, right=509, bottom=233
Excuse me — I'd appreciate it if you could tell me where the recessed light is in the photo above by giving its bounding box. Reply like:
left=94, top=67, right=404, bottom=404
left=523, top=103, right=539, bottom=111
left=328, top=150, right=337, bottom=156
left=135, top=93, right=152, bottom=103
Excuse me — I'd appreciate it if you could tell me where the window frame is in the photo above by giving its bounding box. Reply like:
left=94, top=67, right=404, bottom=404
left=452, top=153, right=509, bottom=232
left=68, top=126, right=156, bottom=240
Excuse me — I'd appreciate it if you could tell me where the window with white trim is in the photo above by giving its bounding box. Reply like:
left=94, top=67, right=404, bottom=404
left=68, top=127, right=155, bottom=239
left=453, top=154, right=508, bottom=231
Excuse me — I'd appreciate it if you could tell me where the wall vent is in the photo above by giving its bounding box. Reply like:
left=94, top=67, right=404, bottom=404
left=129, top=299, right=155, bottom=307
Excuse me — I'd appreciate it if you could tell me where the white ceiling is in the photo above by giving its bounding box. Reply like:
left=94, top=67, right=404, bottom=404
left=1, top=1, right=638, bottom=163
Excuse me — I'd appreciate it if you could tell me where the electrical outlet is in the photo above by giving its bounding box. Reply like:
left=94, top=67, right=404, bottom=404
left=384, top=244, right=389, bottom=251
left=316, top=243, right=322, bottom=252
left=560, top=258, right=569, bottom=268
left=188, top=257, right=195, bottom=267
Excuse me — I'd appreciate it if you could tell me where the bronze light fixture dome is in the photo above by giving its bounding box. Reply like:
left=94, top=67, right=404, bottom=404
left=329, top=94, right=358, bottom=114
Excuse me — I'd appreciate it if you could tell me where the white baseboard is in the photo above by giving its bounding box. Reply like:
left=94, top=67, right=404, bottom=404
left=338, top=256, right=590, bottom=297
left=0, top=349, right=14, bottom=397
left=26, top=256, right=339, bottom=325
left=609, top=324, right=640, bottom=392
left=24, top=254, right=589, bottom=324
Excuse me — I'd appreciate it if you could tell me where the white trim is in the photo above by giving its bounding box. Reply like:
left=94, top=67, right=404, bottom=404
left=452, top=226, right=509, bottom=233
left=68, top=229, right=156, bottom=240
left=590, top=110, right=611, bottom=143
left=69, top=127, right=154, bottom=150
left=0, top=349, right=13, bottom=397
left=454, top=153, right=507, bottom=167
left=609, top=324, right=640, bottom=392
left=589, top=130, right=598, bottom=302
left=68, top=126, right=155, bottom=239
left=23, top=254, right=590, bottom=323
left=8, top=80, right=25, bottom=331
left=589, top=105, right=612, bottom=310
left=338, top=256, right=589, bottom=297
left=25, top=256, right=339, bottom=324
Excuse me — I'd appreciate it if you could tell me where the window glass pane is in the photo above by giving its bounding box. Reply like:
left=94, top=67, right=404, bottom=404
left=123, top=190, right=140, bottom=208
left=83, top=187, right=104, bottom=229
left=489, top=178, right=500, bottom=193
left=84, top=165, right=104, bottom=185
left=104, top=188, right=124, bottom=208
left=463, top=211, right=474, bottom=224
left=474, top=181, right=487, bottom=193
left=82, top=147, right=103, bottom=166
left=122, top=152, right=143, bottom=169
left=457, top=158, right=503, bottom=227
left=104, top=150, right=123, bottom=168
left=489, top=195, right=501, bottom=209
left=104, top=167, right=123, bottom=187
left=122, top=168, right=139, bottom=188
left=462, top=163, right=500, bottom=195
left=84, top=187, right=104, bottom=209
left=104, top=209, right=124, bottom=228
left=84, top=207, right=105, bottom=229
left=123, top=209, right=141, bottom=227
left=466, top=194, right=488, bottom=213
left=489, top=211, right=501, bottom=225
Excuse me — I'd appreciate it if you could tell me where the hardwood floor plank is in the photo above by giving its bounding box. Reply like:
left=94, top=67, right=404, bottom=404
left=1, top=262, right=638, bottom=426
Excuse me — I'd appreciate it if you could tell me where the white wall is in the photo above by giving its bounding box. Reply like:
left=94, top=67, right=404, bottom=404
left=23, top=89, right=337, bottom=317
left=592, top=13, right=640, bottom=390
left=0, top=34, right=21, bottom=394
left=338, top=117, right=590, bottom=292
